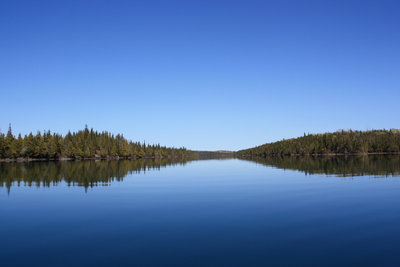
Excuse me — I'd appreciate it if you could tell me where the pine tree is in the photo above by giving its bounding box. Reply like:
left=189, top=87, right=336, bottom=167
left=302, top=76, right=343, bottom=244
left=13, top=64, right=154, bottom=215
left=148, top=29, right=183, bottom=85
left=14, top=134, right=24, bottom=157
left=0, top=126, right=195, bottom=160
left=4, top=124, right=16, bottom=158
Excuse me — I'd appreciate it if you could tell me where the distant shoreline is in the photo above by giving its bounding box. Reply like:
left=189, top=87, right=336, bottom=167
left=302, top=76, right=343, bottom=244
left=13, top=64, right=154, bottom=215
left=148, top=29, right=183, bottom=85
left=2, top=152, right=400, bottom=163
left=0, top=155, right=183, bottom=163
left=238, top=152, right=400, bottom=157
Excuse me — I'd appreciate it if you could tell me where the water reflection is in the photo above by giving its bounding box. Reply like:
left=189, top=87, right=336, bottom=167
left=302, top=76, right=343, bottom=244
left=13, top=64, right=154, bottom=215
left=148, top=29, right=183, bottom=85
left=243, top=155, right=400, bottom=177
left=0, top=158, right=192, bottom=193
left=2, top=156, right=400, bottom=194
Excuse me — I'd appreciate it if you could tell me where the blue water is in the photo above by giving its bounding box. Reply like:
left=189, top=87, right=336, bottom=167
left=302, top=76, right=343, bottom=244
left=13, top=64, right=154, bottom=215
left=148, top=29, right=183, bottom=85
left=1, top=158, right=400, bottom=266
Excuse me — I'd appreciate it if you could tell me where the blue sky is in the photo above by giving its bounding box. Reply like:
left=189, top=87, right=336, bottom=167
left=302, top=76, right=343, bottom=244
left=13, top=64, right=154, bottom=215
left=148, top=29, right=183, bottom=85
left=1, top=0, right=399, bottom=151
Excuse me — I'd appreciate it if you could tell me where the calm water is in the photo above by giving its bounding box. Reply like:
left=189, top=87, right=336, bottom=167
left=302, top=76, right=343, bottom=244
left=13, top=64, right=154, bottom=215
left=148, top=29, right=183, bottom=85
left=1, top=156, right=400, bottom=266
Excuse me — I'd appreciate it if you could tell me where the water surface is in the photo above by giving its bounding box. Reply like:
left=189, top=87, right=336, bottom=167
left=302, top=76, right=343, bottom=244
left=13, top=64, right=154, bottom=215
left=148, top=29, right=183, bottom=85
left=1, top=156, right=400, bottom=266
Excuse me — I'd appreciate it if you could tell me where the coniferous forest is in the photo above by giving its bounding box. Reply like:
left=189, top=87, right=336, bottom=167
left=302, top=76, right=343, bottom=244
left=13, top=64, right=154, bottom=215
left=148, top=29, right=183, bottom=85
left=238, top=129, right=400, bottom=157
left=0, top=125, right=195, bottom=161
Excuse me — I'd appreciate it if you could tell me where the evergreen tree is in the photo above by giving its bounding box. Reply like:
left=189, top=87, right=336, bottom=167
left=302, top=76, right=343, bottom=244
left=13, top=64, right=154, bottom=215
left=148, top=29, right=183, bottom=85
left=0, top=126, right=195, bottom=160
left=238, top=130, right=400, bottom=157
left=14, top=134, right=24, bottom=157
left=4, top=124, right=16, bottom=158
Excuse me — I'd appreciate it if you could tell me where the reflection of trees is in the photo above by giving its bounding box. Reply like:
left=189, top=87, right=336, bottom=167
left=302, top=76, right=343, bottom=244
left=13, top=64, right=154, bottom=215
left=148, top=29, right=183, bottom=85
left=0, top=159, right=192, bottom=192
left=243, top=155, right=400, bottom=177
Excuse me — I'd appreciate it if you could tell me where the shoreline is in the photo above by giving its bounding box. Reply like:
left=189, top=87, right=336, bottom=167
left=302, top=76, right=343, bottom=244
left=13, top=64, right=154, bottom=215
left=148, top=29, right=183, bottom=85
left=0, top=155, right=186, bottom=163
left=237, top=152, right=400, bottom=157
left=2, top=152, right=400, bottom=163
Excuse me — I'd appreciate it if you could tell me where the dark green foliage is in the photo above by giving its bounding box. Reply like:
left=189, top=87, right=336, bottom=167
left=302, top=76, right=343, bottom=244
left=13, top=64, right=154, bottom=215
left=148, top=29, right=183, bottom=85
left=238, top=129, right=400, bottom=156
left=244, top=155, right=400, bottom=177
left=0, top=125, right=194, bottom=160
left=0, top=158, right=193, bottom=191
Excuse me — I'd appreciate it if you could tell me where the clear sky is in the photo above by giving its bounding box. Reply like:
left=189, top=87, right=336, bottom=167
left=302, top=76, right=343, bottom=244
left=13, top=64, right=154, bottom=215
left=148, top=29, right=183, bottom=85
left=0, top=0, right=399, bottom=151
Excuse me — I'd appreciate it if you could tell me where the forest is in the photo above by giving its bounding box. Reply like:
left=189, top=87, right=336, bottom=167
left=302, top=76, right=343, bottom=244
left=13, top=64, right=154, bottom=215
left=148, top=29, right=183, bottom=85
left=238, top=129, right=400, bottom=156
left=0, top=125, right=195, bottom=160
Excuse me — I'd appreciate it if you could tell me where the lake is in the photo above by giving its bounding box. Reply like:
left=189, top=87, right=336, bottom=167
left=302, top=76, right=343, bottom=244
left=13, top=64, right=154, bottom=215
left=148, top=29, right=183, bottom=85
left=1, top=156, right=400, bottom=266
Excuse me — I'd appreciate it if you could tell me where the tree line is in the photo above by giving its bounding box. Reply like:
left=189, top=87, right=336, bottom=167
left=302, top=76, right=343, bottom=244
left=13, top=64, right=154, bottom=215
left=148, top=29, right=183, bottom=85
left=238, top=129, right=400, bottom=156
left=0, top=125, right=195, bottom=160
